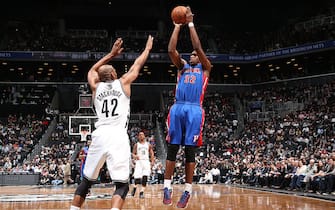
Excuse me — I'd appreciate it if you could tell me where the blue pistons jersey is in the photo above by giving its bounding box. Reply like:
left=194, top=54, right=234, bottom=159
left=166, top=63, right=208, bottom=146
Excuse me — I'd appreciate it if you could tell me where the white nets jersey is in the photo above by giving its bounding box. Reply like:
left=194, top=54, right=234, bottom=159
left=133, top=141, right=151, bottom=178
left=136, top=141, right=150, bottom=161
left=94, top=80, right=130, bottom=129
left=83, top=80, right=131, bottom=182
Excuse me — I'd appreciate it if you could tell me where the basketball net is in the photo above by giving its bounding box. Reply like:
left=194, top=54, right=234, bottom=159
left=80, top=130, right=88, bottom=142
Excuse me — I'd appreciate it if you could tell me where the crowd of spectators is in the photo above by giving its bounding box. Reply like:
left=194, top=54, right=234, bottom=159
left=0, top=77, right=334, bottom=200
left=0, top=76, right=334, bottom=198
left=0, top=114, right=51, bottom=174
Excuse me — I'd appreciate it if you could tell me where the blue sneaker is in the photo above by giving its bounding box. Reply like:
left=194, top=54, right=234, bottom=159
left=163, top=187, right=172, bottom=205
left=176, top=191, right=190, bottom=208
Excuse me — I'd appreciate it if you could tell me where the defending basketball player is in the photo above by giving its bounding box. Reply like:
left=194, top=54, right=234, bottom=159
left=78, top=139, right=92, bottom=182
left=163, top=6, right=212, bottom=208
left=130, top=131, right=155, bottom=198
left=70, top=35, right=154, bottom=210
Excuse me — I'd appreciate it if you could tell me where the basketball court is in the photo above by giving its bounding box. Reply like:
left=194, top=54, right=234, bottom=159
left=0, top=184, right=334, bottom=209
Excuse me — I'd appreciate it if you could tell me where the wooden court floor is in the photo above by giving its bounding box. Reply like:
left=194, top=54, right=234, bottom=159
left=0, top=184, right=334, bottom=210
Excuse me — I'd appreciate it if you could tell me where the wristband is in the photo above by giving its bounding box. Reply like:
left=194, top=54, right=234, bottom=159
left=188, top=22, right=194, bottom=28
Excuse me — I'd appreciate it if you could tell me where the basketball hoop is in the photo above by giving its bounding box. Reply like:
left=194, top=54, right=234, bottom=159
left=80, top=130, right=88, bottom=142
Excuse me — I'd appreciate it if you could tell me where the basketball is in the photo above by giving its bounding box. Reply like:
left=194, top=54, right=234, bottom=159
left=171, top=6, right=187, bottom=24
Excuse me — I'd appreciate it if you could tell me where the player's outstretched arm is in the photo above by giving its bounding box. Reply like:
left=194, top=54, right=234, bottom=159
left=121, top=35, right=154, bottom=85
left=88, top=38, right=124, bottom=90
left=186, top=6, right=212, bottom=75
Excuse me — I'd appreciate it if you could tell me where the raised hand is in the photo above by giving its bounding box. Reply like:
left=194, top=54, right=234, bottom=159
left=111, top=37, right=124, bottom=56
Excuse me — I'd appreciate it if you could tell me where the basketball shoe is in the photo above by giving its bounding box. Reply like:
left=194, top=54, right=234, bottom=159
left=163, top=187, right=172, bottom=205
left=176, top=191, right=190, bottom=208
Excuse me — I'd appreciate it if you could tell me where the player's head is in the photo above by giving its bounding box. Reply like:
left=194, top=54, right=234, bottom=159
left=138, top=131, right=146, bottom=142
left=189, top=50, right=199, bottom=65
left=98, top=64, right=117, bottom=82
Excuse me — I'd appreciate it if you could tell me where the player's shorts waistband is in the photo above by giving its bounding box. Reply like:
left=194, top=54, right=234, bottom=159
left=175, top=101, right=201, bottom=106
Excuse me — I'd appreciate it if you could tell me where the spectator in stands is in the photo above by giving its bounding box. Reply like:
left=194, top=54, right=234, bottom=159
left=289, top=160, right=307, bottom=191
left=280, top=158, right=297, bottom=189
left=303, top=158, right=317, bottom=192
left=319, top=158, right=335, bottom=195
left=310, top=160, right=326, bottom=193
left=199, top=169, right=213, bottom=184
left=39, top=166, right=51, bottom=185
left=210, top=165, right=221, bottom=184
left=63, top=159, right=74, bottom=185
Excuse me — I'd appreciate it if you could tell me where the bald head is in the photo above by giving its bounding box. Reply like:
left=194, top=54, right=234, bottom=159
left=97, top=64, right=117, bottom=82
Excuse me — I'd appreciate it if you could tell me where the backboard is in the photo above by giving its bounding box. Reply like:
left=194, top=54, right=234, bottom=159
left=69, top=115, right=98, bottom=135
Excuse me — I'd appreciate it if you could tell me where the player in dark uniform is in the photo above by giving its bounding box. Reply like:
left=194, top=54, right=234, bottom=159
left=163, top=6, right=212, bottom=209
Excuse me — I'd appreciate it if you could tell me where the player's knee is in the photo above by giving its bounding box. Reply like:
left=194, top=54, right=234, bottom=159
left=142, top=176, right=148, bottom=186
left=134, top=178, right=141, bottom=185
left=75, top=177, right=92, bottom=197
left=185, top=146, right=196, bottom=163
left=167, top=144, right=179, bottom=161
left=114, top=182, right=129, bottom=200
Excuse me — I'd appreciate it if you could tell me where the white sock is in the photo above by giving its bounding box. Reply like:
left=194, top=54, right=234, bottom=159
left=164, top=179, right=172, bottom=189
left=111, top=208, right=119, bottom=210
left=185, top=183, right=192, bottom=194
left=70, top=205, right=80, bottom=210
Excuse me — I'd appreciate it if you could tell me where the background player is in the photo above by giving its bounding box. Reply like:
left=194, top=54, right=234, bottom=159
left=130, top=131, right=155, bottom=198
left=78, top=139, right=92, bottom=182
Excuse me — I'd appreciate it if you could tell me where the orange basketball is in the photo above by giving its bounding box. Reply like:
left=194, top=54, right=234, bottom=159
left=171, top=6, right=187, bottom=24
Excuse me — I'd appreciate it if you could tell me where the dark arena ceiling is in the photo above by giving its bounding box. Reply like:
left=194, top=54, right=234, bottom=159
left=1, top=0, right=333, bottom=31
left=0, top=0, right=334, bottom=83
